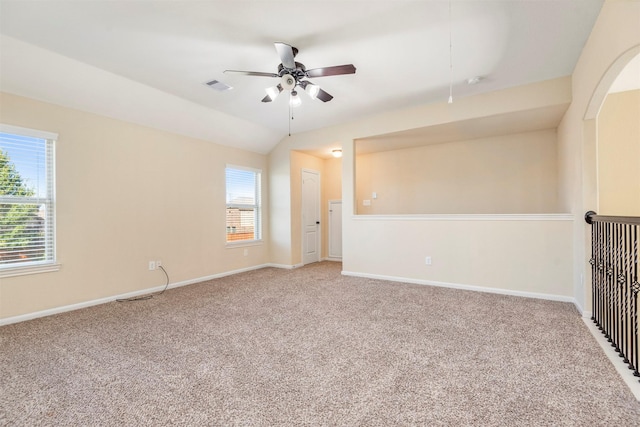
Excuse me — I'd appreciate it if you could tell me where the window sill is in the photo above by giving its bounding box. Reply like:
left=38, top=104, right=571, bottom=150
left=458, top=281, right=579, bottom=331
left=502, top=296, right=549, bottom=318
left=225, top=240, right=263, bottom=248
left=0, top=263, right=61, bottom=279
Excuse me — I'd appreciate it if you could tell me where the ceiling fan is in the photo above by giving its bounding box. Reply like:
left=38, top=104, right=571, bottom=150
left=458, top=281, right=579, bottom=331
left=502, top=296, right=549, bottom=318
left=223, top=42, right=356, bottom=105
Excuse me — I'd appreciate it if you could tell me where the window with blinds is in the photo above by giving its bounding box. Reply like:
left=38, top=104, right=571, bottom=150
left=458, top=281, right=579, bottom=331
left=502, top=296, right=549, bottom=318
left=0, top=125, right=56, bottom=271
left=226, top=166, right=261, bottom=243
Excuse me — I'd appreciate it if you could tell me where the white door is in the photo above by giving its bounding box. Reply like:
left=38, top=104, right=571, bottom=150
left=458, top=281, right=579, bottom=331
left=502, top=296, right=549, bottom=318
left=302, top=169, right=321, bottom=265
left=328, top=200, right=342, bottom=259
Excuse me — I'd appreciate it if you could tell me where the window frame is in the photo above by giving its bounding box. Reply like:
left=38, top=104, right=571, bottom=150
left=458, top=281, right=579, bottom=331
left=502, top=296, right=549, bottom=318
left=0, top=124, right=59, bottom=278
left=225, top=165, right=262, bottom=246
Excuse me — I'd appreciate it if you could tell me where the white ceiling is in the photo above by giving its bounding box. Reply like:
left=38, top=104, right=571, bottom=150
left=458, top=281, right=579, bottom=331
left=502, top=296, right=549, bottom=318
left=0, top=0, right=604, bottom=154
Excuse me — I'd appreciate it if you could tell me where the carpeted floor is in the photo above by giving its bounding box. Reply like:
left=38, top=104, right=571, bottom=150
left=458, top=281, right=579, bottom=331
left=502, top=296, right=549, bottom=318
left=2, top=262, right=640, bottom=426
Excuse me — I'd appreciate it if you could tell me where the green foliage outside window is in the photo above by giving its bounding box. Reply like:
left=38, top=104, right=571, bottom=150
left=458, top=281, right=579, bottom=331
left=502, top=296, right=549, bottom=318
left=0, top=149, right=43, bottom=263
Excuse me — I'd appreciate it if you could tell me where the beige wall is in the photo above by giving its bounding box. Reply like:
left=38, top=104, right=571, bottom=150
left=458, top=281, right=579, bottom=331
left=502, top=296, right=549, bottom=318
left=268, top=144, right=292, bottom=266
left=0, top=92, right=270, bottom=320
left=345, top=217, right=573, bottom=297
left=597, top=89, right=640, bottom=216
left=557, top=0, right=640, bottom=312
left=356, top=129, right=559, bottom=214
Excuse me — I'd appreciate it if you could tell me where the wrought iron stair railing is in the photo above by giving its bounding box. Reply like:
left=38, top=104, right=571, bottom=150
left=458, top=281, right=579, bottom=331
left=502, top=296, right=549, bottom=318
left=585, top=211, right=640, bottom=382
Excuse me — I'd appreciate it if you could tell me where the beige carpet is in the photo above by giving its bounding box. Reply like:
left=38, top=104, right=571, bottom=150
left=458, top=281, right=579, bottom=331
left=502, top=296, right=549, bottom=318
left=2, top=262, right=640, bottom=426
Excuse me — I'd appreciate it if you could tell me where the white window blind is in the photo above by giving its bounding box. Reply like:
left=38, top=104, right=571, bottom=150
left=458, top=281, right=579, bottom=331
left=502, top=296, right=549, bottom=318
left=0, top=125, right=56, bottom=269
left=226, top=166, right=261, bottom=243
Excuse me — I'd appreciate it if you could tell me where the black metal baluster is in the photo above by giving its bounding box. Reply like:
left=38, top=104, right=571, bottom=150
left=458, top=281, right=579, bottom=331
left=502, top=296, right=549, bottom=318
left=622, top=223, right=630, bottom=366
left=599, top=221, right=605, bottom=330
left=612, top=222, right=618, bottom=345
left=591, top=221, right=599, bottom=325
left=630, top=225, right=640, bottom=377
left=615, top=223, right=623, bottom=355
left=611, top=222, right=617, bottom=343
left=633, top=280, right=639, bottom=377
left=606, top=222, right=613, bottom=342
left=597, top=221, right=605, bottom=330
left=597, top=220, right=604, bottom=330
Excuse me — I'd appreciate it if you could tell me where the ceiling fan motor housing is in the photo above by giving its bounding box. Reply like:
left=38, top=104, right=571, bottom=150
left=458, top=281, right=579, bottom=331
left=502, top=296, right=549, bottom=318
left=278, top=60, right=307, bottom=90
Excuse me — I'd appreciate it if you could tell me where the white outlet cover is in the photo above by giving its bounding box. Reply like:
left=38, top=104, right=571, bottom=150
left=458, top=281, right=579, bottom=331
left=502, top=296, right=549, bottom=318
left=363, top=199, right=371, bottom=206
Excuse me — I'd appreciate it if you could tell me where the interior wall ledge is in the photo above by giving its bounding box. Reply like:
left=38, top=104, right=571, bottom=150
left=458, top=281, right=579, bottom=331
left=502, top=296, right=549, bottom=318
left=352, top=213, right=574, bottom=221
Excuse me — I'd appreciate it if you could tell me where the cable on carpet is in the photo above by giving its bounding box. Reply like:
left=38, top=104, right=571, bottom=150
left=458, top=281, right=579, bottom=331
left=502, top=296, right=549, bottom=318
left=116, top=265, right=170, bottom=302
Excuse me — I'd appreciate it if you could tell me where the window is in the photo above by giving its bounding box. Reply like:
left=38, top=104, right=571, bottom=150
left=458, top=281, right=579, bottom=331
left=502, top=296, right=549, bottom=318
left=225, top=166, right=261, bottom=243
left=0, top=124, right=57, bottom=275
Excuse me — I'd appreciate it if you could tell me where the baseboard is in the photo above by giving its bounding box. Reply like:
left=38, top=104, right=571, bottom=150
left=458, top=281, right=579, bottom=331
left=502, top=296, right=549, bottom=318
left=341, top=270, right=577, bottom=304
left=268, top=263, right=304, bottom=269
left=583, top=318, right=640, bottom=401
left=323, top=257, right=342, bottom=262
left=1, top=294, right=132, bottom=327
left=581, top=310, right=593, bottom=319
left=0, top=263, right=271, bottom=326
left=569, top=296, right=595, bottom=320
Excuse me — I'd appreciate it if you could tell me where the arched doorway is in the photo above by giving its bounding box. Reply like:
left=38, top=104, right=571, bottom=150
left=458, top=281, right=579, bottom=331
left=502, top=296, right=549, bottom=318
left=595, top=52, right=640, bottom=216
left=579, top=45, right=640, bottom=314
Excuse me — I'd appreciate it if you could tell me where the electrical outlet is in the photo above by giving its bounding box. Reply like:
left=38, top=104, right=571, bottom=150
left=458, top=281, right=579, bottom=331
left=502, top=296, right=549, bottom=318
left=148, top=261, right=156, bottom=271
left=156, top=260, right=162, bottom=268
left=425, top=256, right=432, bottom=266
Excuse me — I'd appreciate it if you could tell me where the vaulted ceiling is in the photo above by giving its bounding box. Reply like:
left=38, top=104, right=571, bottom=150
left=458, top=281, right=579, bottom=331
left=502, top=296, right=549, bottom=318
left=0, top=1, right=604, bottom=154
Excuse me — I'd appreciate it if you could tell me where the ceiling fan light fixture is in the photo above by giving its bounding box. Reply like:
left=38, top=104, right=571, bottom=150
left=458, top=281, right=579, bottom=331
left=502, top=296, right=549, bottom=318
left=305, top=82, right=320, bottom=99
left=281, top=74, right=296, bottom=91
left=290, top=90, right=302, bottom=108
left=265, top=85, right=281, bottom=101
left=265, top=86, right=280, bottom=101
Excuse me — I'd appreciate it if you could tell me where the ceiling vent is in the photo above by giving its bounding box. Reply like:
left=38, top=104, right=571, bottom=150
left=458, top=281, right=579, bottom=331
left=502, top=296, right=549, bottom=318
left=205, top=80, right=233, bottom=91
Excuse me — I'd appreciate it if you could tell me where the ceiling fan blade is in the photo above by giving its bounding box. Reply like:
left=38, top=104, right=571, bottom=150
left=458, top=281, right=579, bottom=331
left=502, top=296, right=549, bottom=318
left=306, top=64, right=356, bottom=78
left=224, top=70, right=279, bottom=78
left=274, top=42, right=296, bottom=69
left=316, top=88, right=334, bottom=102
